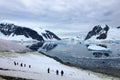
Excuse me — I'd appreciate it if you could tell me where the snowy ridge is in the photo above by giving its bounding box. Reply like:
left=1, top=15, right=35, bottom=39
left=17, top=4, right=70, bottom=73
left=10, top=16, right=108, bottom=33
left=85, top=25, right=120, bottom=42
left=24, top=26, right=61, bottom=41
left=0, top=23, right=61, bottom=41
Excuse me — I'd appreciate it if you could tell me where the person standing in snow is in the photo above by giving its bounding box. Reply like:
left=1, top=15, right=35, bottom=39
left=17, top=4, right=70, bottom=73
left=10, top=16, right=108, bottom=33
left=14, top=61, right=16, bottom=66
left=56, top=70, right=59, bottom=75
left=47, top=68, right=50, bottom=73
left=24, top=64, right=26, bottom=67
left=20, top=63, right=23, bottom=67
left=61, top=70, right=64, bottom=76
left=29, top=65, right=31, bottom=68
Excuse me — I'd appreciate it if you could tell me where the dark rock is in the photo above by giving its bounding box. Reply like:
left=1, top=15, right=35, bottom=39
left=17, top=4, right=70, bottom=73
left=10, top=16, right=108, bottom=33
left=117, top=26, right=120, bottom=29
left=98, top=44, right=107, bottom=48
left=104, top=25, right=109, bottom=32
left=45, top=30, right=61, bottom=40
left=92, top=25, right=102, bottom=34
left=97, top=33, right=107, bottom=39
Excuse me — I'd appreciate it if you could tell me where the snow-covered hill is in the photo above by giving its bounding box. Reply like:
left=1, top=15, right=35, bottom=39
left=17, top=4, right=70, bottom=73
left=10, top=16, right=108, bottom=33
left=0, top=23, right=61, bottom=41
left=84, top=25, right=120, bottom=42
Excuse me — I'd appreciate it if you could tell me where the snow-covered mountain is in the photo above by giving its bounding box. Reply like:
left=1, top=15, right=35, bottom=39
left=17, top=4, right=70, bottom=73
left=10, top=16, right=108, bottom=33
left=0, top=23, right=61, bottom=41
left=84, top=25, right=120, bottom=41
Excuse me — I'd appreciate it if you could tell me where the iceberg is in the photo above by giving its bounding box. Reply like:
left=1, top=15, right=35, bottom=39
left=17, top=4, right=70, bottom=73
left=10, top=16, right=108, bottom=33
left=87, top=44, right=112, bottom=52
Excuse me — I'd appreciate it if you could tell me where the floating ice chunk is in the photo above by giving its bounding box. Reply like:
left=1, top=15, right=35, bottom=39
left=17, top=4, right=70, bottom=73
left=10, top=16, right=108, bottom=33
left=88, top=44, right=111, bottom=51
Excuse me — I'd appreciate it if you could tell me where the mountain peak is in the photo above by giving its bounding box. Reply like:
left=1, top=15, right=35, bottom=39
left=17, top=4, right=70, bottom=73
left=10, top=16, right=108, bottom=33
left=84, top=25, right=109, bottom=40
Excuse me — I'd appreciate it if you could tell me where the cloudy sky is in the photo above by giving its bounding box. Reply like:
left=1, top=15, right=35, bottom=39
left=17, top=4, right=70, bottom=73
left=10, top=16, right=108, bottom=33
left=0, top=0, right=120, bottom=37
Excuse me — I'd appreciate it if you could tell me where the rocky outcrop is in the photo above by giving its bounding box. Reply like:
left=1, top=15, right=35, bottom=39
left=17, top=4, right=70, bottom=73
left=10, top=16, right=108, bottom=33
left=85, top=25, right=109, bottom=40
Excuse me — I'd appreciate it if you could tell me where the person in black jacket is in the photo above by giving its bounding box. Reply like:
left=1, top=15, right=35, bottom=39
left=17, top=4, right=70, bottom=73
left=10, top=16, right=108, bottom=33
left=47, top=68, right=50, bottom=73
left=56, top=70, right=59, bottom=75
left=61, top=70, right=64, bottom=76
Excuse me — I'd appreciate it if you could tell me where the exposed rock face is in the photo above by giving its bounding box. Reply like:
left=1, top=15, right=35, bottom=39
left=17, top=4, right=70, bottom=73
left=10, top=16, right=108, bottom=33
left=42, top=30, right=61, bottom=40
left=85, top=25, right=109, bottom=40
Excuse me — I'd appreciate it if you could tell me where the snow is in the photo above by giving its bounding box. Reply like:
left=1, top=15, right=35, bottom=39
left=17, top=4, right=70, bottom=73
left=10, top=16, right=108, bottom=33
left=30, top=27, right=46, bottom=35
left=0, top=52, right=118, bottom=80
left=107, top=28, right=120, bottom=40
left=88, top=44, right=111, bottom=51
left=0, top=39, right=31, bottom=53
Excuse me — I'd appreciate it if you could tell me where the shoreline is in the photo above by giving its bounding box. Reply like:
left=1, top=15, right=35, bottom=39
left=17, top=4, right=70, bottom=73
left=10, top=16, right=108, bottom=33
left=0, top=75, right=27, bottom=80
left=39, top=51, right=120, bottom=78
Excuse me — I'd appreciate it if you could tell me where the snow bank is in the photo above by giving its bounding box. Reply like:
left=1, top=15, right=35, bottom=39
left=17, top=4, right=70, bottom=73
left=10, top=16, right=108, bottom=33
left=0, top=39, right=31, bottom=53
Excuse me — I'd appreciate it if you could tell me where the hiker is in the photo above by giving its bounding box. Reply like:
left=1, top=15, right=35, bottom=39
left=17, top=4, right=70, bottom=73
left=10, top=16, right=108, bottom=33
left=47, top=68, right=50, bottom=73
left=16, top=62, right=19, bottom=65
left=14, top=61, right=16, bottom=66
left=20, top=63, right=23, bottom=67
left=88, top=72, right=90, bottom=75
left=61, top=70, right=64, bottom=76
left=29, top=65, right=31, bottom=68
left=24, top=64, right=26, bottom=67
left=56, top=70, right=59, bottom=75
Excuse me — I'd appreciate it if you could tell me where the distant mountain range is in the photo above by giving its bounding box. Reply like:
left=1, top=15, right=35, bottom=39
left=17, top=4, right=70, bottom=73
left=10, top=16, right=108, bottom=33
left=84, top=25, right=120, bottom=41
left=0, top=23, right=61, bottom=41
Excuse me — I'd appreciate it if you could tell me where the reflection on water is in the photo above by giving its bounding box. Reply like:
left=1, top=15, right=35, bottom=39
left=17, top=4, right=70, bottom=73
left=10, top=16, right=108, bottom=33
left=92, top=51, right=110, bottom=58
left=98, top=44, right=107, bottom=48
left=27, top=41, right=115, bottom=59
left=27, top=42, right=44, bottom=51
left=85, top=44, right=112, bottom=58
left=27, top=42, right=57, bottom=52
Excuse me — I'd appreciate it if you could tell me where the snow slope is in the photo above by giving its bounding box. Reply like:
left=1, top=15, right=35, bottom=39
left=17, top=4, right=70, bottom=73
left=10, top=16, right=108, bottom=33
left=0, top=52, right=119, bottom=80
left=0, top=39, right=30, bottom=53
left=107, top=28, right=120, bottom=40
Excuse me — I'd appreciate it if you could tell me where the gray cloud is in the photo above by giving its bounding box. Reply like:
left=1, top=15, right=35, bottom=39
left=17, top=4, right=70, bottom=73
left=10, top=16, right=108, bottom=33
left=0, top=0, right=119, bottom=24
left=0, top=0, right=120, bottom=37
